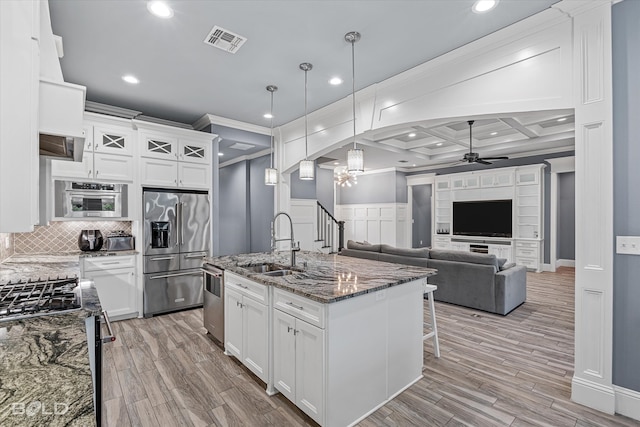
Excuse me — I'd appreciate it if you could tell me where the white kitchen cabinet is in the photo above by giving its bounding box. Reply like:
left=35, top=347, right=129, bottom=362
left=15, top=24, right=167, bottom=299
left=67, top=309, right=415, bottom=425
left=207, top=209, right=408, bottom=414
left=137, top=125, right=212, bottom=190
left=435, top=178, right=450, bottom=191
left=81, top=254, right=137, bottom=320
left=51, top=119, right=134, bottom=182
left=0, top=1, right=40, bottom=232
left=515, top=240, right=542, bottom=272
left=224, top=272, right=270, bottom=384
left=273, top=289, right=325, bottom=425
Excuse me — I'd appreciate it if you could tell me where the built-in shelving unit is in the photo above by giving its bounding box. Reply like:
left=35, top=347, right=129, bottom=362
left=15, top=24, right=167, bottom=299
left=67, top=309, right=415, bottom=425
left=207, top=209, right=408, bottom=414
left=432, top=164, right=545, bottom=271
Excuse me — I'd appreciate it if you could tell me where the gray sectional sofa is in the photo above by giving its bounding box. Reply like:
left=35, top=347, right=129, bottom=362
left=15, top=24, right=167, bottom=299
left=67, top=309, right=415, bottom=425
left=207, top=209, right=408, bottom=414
left=340, top=240, right=527, bottom=315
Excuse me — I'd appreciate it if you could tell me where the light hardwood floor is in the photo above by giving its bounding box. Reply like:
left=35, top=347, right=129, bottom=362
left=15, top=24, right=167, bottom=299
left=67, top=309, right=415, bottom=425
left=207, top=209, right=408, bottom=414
left=102, top=268, right=640, bottom=426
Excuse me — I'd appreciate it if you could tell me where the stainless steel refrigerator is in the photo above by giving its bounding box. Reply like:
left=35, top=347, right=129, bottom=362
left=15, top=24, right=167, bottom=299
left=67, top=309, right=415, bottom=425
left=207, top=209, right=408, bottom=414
left=143, top=189, right=210, bottom=317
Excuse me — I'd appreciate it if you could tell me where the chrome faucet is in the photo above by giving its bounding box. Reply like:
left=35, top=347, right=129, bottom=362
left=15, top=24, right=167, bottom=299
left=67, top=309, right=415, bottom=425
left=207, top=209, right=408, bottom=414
left=271, top=212, right=300, bottom=267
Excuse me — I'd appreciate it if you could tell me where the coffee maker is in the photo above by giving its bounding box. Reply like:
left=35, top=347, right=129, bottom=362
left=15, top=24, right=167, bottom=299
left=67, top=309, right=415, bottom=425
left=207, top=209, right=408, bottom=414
left=78, top=229, right=104, bottom=251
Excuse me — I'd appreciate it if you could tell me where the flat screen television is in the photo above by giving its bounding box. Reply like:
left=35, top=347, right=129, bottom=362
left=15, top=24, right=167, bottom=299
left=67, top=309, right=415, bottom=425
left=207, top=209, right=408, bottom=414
left=453, top=199, right=512, bottom=238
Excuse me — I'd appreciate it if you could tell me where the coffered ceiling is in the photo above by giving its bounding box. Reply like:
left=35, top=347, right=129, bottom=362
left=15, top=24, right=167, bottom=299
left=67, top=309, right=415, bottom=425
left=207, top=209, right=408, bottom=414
left=324, top=109, right=575, bottom=171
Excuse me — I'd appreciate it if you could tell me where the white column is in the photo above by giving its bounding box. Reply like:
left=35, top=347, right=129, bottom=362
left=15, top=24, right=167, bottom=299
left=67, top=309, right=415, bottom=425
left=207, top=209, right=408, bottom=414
left=566, top=1, right=615, bottom=414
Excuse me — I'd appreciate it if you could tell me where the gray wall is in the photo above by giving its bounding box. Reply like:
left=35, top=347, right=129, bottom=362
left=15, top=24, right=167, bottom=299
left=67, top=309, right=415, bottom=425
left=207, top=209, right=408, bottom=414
left=412, top=184, right=432, bottom=248
left=290, top=168, right=317, bottom=199
left=557, top=172, right=575, bottom=260
left=219, top=161, right=249, bottom=256
left=316, top=168, right=334, bottom=216
left=337, top=171, right=407, bottom=204
left=612, top=0, right=640, bottom=393
left=218, top=155, right=274, bottom=256
left=249, top=155, right=275, bottom=252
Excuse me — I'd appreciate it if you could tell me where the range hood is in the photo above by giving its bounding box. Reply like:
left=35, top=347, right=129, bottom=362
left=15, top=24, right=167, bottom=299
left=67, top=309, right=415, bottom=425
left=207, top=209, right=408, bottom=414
left=39, top=78, right=86, bottom=162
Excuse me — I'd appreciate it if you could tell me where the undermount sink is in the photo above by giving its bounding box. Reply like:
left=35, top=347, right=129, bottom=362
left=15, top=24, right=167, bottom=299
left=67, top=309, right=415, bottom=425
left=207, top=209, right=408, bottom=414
left=241, top=263, right=300, bottom=277
left=261, top=269, right=295, bottom=277
left=243, top=263, right=288, bottom=273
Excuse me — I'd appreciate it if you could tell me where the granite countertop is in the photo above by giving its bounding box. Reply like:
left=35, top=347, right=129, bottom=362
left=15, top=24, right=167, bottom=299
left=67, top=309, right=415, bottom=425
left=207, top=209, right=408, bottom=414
left=0, top=254, right=106, bottom=426
left=204, top=251, right=437, bottom=303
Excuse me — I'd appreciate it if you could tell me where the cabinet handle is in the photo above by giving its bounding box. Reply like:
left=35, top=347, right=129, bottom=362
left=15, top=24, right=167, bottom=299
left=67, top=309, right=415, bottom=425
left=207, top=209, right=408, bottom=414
left=150, top=256, right=175, bottom=261
left=98, top=261, right=122, bottom=266
left=96, top=170, right=99, bottom=176
left=287, top=326, right=293, bottom=333
left=285, top=301, right=304, bottom=311
left=88, top=170, right=92, bottom=176
left=236, top=301, right=244, bottom=308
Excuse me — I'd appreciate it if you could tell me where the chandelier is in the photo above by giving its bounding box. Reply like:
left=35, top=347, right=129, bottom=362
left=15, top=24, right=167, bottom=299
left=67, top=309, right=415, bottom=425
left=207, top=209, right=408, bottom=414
left=334, top=169, right=357, bottom=187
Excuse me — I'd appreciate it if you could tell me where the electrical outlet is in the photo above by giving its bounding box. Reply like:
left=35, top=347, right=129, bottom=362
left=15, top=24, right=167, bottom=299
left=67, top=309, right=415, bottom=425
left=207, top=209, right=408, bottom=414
left=616, top=236, right=640, bottom=255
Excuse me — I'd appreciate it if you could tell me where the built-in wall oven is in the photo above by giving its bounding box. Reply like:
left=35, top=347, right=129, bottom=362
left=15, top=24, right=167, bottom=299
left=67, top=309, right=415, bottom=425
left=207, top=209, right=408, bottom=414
left=202, top=264, right=224, bottom=345
left=54, top=180, right=127, bottom=218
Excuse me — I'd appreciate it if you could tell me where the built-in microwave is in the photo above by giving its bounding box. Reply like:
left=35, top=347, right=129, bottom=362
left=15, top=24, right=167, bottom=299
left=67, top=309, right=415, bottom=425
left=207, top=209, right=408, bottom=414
left=54, top=180, right=128, bottom=218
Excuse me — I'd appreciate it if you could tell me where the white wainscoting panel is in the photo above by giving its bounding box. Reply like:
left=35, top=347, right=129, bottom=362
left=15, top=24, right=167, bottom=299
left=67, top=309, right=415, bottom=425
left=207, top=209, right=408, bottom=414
left=289, top=199, right=316, bottom=251
left=338, top=203, right=408, bottom=247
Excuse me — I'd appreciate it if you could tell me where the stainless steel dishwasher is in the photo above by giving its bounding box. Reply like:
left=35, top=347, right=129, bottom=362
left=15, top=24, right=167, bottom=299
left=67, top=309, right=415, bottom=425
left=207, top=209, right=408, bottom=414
left=202, top=264, right=224, bottom=345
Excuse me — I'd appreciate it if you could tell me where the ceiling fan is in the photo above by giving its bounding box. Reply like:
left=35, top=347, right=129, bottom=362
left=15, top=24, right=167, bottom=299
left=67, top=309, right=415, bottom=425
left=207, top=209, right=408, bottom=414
left=459, top=120, right=509, bottom=165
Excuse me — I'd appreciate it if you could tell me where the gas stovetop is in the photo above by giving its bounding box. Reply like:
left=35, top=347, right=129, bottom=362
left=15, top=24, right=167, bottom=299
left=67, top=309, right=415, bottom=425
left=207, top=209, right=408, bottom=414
left=0, top=277, right=82, bottom=322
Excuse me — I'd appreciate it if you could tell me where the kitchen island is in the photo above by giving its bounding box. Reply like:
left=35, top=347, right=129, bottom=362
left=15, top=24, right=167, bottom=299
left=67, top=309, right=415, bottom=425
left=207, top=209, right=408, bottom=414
left=0, top=254, right=102, bottom=427
left=205, top=251, right=437, bottom=427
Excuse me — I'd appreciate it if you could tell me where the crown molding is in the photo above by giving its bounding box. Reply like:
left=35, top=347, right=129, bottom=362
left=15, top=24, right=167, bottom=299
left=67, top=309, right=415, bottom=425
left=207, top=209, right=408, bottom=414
left=219, top=148, right=271, bottom=168
left=193, top=113, right=270, bottom=135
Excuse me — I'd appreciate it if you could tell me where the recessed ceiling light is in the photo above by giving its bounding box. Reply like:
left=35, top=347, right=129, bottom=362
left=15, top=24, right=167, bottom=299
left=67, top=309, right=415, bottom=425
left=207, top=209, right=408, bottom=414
left=329, top=77, right=343, bottom=85
left=334, top=162, right=340, bottom=165
left=436, top=142, right=443, bottom=146
left=472, top=0, right=499, bottom=13
left=557, top=117, right=567, bottom=122
left=263, top=113, right=273, bottom=119
left=412, top=164, right=416, bottom=167
left=408, top=133, right=416, bottom=138
left=122, top=75, right=139, bottom=84
left=218, top=152, right=223, bottom=156
left=490, top=131, right=498, bottom=136
left=147, top=1, right=174, bottom=18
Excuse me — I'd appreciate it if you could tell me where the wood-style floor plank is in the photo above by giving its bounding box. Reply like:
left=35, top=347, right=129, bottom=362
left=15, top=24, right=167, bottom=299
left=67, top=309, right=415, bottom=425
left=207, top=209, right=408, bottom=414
left=102, top=267, right=640, bottom=427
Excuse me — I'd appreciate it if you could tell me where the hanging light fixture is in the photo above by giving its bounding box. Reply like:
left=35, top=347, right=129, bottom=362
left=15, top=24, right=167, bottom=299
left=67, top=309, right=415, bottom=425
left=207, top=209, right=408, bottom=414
left=299, top=62, right=315, bottom=180
left=334, top=169, right=358, bottom=187
left=264, top=85, right=278, bottom=186
left=345, top=31, right=363, bottom=174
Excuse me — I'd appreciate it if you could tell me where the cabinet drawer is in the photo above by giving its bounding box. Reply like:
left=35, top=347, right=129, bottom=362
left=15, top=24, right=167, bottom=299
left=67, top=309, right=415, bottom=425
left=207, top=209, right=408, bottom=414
left=273, top=288, right=325, bottom=329
left=516, top=247, right=538, bottom=258
left=516, top=257, right=538, bottom=269
left=225, top=272, right=268, bottom=304
left=83, top=254, right=135, bottom=271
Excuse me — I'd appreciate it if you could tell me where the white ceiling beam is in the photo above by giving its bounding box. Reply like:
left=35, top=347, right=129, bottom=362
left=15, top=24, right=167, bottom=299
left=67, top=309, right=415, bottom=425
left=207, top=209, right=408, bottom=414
left=500, top=117, right=540, bottom=138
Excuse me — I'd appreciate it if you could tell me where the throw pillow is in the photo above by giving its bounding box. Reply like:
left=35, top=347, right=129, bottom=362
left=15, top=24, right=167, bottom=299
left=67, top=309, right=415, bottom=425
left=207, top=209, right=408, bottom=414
left=499, top=262, right=516, bottom=271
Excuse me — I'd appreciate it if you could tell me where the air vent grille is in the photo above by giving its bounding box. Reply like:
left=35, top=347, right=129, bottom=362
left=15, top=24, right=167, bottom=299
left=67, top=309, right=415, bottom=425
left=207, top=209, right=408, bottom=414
left=203, top=26, right=247, bottom=54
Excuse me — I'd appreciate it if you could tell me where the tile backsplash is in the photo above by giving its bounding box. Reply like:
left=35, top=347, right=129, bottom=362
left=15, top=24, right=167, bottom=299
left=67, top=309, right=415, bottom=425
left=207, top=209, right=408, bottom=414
left=0, top=233, right=14, bottom=262
left=13, top=221, right=132, bottom=254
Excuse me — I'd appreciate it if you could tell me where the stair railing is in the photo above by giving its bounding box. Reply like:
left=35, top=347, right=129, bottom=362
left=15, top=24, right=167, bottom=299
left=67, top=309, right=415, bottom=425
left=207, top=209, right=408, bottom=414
left=316, top=202, right=344, bottom=253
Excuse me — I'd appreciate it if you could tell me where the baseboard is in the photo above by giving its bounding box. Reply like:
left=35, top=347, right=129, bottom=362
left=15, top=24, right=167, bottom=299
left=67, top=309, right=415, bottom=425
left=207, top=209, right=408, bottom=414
left=543, top=263, right=554, bottom=272
left=557, top=259, right=576, bottom=267
left=571, top=376, right=615, bottom=414
left=614, top=385, right=640, bottom=421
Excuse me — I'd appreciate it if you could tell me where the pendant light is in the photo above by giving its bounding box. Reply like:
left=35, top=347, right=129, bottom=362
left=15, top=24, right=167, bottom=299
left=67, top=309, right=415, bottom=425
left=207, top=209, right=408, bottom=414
left=345, top=31, right=363, bottom=174
left=264, top=85, right=278, bottom=186
left=299, top=62, right=315, bottom=180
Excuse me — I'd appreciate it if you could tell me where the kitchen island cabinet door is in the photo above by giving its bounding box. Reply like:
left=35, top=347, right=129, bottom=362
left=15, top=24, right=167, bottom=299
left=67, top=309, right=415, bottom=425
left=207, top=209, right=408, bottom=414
left=224, top=287, right=243, bottom=360
left=85, top=267, right=137, bottom=320
left=242, top=296, right=269, bottom=383
left=273, top=309, right=296, bottom=403
left=295, top=318, right=325, bottom=424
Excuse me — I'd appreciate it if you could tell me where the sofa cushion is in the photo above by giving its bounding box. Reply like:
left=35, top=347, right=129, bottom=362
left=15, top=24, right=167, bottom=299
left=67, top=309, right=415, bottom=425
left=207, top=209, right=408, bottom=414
left=346, top=240, right=381, bottom=252
left=497, top=258, right=507, bottom=268
left=340, top=248, right=380, bottom=261
left=429, top=249, right=499, bottom=269
left=380, top=244, right=429, bottom=259
left=500, top=262, right=516, bottom=271
left=378, top=252, right=429, bottom=267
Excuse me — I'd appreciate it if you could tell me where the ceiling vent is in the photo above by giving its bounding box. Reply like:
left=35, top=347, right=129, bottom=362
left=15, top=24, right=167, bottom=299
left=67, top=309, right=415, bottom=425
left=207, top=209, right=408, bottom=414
left=228, top=142, right=254, bottom=151
left=203, top=26, right=247, bottom=54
